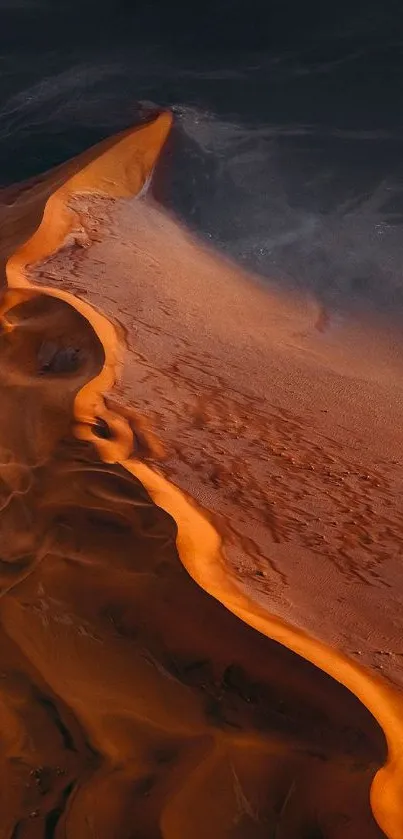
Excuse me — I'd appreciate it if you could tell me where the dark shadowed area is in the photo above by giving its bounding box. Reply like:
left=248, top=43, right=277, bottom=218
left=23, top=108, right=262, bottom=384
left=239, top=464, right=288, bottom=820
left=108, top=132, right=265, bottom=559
left=2, top=1, right=403, bottom=312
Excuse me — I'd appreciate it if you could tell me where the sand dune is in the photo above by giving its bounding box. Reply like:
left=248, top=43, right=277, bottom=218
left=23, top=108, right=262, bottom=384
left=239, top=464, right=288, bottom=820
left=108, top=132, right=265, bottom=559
left=0, top=112, right=402, bottom=838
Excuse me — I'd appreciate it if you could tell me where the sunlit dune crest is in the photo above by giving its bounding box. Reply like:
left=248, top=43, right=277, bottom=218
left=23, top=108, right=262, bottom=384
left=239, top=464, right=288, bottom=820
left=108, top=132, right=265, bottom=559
left=0, top=112, right=403, bottom=838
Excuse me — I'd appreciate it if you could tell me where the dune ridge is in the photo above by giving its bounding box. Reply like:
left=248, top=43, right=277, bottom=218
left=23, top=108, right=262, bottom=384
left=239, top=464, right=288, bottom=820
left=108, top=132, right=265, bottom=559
left=0, top=112, right=401, bottom=837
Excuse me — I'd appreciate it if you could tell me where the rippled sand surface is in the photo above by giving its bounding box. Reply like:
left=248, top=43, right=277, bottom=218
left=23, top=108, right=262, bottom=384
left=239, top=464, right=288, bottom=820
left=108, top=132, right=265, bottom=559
left=0, top=113, right=403, bottom=838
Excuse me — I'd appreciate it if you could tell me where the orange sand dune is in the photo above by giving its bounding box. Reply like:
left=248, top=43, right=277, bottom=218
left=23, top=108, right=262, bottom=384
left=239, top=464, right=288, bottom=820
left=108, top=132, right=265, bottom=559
left=0, top=113, right=403, bottom=838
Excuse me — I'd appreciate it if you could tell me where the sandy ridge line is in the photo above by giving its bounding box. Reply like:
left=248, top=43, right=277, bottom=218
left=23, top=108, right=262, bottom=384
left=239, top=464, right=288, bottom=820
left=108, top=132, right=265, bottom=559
left=1, top=112, right=403, bottom=839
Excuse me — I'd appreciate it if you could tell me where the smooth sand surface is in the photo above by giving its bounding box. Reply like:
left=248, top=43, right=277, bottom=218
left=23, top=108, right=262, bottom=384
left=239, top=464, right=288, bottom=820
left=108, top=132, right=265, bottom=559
left=0, top=113, right=403, bottom=838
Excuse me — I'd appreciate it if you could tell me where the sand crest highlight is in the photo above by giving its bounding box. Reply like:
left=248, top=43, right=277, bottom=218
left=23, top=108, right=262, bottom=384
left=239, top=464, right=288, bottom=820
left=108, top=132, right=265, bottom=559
left=0, top=112, right=402, bottom=838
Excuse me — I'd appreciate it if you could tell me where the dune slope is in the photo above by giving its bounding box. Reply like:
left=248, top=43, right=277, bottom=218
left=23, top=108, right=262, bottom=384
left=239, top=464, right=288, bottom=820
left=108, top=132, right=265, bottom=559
left=0, top=113, right=402, bottom=838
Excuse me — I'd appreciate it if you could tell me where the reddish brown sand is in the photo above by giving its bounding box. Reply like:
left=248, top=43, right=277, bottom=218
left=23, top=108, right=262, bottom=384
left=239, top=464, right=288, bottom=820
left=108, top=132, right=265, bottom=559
left=0, top=113, right=403, bottom=838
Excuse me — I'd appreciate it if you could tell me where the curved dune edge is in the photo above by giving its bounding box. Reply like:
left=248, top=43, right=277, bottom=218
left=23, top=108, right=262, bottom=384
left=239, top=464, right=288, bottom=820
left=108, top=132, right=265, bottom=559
left=2, top=113, right=403, bottom=839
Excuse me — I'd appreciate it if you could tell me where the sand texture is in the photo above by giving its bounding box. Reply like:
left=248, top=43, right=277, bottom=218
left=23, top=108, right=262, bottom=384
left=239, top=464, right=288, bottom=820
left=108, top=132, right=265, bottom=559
left=0, top=112, right=402, bottom=838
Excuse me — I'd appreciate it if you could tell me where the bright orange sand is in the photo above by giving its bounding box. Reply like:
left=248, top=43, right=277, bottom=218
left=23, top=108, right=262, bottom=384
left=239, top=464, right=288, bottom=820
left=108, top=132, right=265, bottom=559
left=0, top=112, right=403, bottom=838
